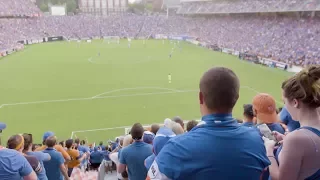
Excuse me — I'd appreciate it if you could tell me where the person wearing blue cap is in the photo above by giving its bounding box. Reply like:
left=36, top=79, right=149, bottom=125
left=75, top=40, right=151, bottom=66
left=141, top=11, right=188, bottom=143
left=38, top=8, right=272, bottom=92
left=35, top=131, right=70, bottom=161
left=147, top=67, right=270, bottom=180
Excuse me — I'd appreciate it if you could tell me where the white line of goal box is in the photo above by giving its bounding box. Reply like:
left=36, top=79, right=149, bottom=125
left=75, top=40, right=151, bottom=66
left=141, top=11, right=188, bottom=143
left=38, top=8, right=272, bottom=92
left=68, top=85, right=282, bottom=140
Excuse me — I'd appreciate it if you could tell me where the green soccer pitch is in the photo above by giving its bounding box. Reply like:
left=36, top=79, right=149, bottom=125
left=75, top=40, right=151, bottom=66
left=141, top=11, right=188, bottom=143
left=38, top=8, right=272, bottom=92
left=0, top=39, right=291, bottom=144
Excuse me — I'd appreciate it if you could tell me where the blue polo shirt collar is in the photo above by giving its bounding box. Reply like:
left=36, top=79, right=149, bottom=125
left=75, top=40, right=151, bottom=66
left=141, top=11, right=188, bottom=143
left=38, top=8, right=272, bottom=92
left=45, top=147, right=55, bottom=151
left=243, top=122, right=254, bottom=126
left=197, top=113, right=238, bottom=128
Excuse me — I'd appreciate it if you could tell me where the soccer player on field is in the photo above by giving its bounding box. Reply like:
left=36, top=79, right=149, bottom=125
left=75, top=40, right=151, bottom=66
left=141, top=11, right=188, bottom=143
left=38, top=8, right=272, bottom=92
left=168, top=74, right=171, bottom=84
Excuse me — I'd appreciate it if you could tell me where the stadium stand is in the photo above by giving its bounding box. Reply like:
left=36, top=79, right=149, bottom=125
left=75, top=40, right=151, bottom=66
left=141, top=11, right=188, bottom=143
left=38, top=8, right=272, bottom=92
left=1, top=0, right=320, bottom=180
left=1, top=13, right=320, bottom=65
left=177, top=0, right=320, bottom=14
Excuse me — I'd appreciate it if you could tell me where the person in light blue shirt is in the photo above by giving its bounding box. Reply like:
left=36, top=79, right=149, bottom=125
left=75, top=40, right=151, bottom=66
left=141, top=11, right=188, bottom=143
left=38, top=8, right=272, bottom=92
left=279, top=106, right=300, bottom=131
left=0, top=148, right=37, bottom=180
left=42, top=136, right=69, bottom=180
left=147, top=67, right=270, bottom=180
left=118, top=123, right=153, bottom=180
left=23, top=133, right=51, bottom=180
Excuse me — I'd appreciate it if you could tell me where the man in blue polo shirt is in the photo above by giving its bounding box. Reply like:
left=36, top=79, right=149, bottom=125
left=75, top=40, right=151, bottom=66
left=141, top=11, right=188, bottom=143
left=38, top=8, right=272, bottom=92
left=43, top=136, right=69, bottom=180
left=279, top=106, right=300, bottom=132
left=147, top=67, right=270, bottom=180
left=118, top=123, right=153, bottom=180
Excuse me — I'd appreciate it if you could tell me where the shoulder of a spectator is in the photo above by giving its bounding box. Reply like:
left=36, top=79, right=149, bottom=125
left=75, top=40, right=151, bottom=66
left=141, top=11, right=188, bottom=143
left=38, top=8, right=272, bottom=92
left=285, top=129, right=310, bottom=146
left=279, top=111, right=288, bottom=122
left=157, top=136, right=190, bottom=162
left=34, top=145, right=45, bottom=151
left=281, top=130, right=309, bottom=156
left=55, top=144, right=71, bottom=160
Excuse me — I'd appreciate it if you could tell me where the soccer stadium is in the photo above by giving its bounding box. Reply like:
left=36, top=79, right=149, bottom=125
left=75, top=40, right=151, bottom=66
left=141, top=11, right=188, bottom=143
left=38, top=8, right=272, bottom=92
left=0, top=0, right=320, bottom=179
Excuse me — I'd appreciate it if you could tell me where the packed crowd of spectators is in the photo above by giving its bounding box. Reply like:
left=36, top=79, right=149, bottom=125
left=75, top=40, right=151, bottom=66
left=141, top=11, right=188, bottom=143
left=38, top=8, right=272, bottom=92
left=1, top=12, right=320, bottom=65
left=0, top=0, right=41, bottom=17
left=177, top=0, right=320, bottom=14
left=1, top=65, right=320, bottom=180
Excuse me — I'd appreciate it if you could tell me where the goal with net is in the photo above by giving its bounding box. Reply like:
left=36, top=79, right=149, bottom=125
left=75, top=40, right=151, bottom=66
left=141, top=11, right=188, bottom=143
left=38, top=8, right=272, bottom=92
left=103, top=36, right=120, bottom=44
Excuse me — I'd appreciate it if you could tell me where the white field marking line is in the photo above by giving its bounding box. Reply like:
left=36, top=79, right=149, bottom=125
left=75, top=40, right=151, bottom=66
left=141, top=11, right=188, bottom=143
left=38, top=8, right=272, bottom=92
left=92, top=87, right=182, bottom=98
left=0, top=89, right=197, bottom=109
left=71, top=123, right=159, bottom=135
left=72, top=126, right=130, bottom=133
left=88, top=57, right=98, bottom=64
left=0, top=86, right=280, bottom=109
left=242, top=85, right=283, bottom=105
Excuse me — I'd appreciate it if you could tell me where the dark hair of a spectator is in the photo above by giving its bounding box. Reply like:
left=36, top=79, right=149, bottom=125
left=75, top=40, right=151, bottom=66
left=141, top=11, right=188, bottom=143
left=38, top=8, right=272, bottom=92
left=151, top=124, right=160, bottom=135
left=59, top=141, right=65, bottom=147
left=75, top=138, right=80, bottom=144
left=22, top=133, right=33, bottom=151
left=45, top=136, right=57, bottom=148
left=200, top=67, right=239, bottom=112
left=131, top=123, right=144, bottom=140
left=99, top=141, right=103, bottom=146
left=243, top=104, right=254, bottom=119
left=65, top=139, right=74, bottom=149
left=282, top=65, right=320, bottom=108
left=32, top=144, right=38, bottom=151
left=186, top=120, right=198, bottom=132
left=80, top=140, right=86, bottom=145
left=7, top=135, right=24, bottom=150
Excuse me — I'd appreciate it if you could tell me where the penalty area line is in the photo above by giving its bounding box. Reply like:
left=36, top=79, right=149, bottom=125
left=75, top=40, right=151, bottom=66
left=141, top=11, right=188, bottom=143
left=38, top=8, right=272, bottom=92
left=91, top=87, right=182, bottom=98
left=0, top=86, right=282, bottom=109
left=0, top=89, right=198, bottom=109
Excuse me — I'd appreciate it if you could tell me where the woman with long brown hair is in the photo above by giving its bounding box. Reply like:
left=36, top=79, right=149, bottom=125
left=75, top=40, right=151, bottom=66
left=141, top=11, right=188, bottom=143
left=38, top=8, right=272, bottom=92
left=264, top=65, right=320, bottom=180
left=22, top=133, right=51, bottom=180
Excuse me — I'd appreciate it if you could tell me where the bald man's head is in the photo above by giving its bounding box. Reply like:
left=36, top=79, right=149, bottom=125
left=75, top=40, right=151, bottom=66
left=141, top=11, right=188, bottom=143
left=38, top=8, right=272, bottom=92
left=45, top=136, right=57, bottom=148
left=199, top=67, right=239, bottom=113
